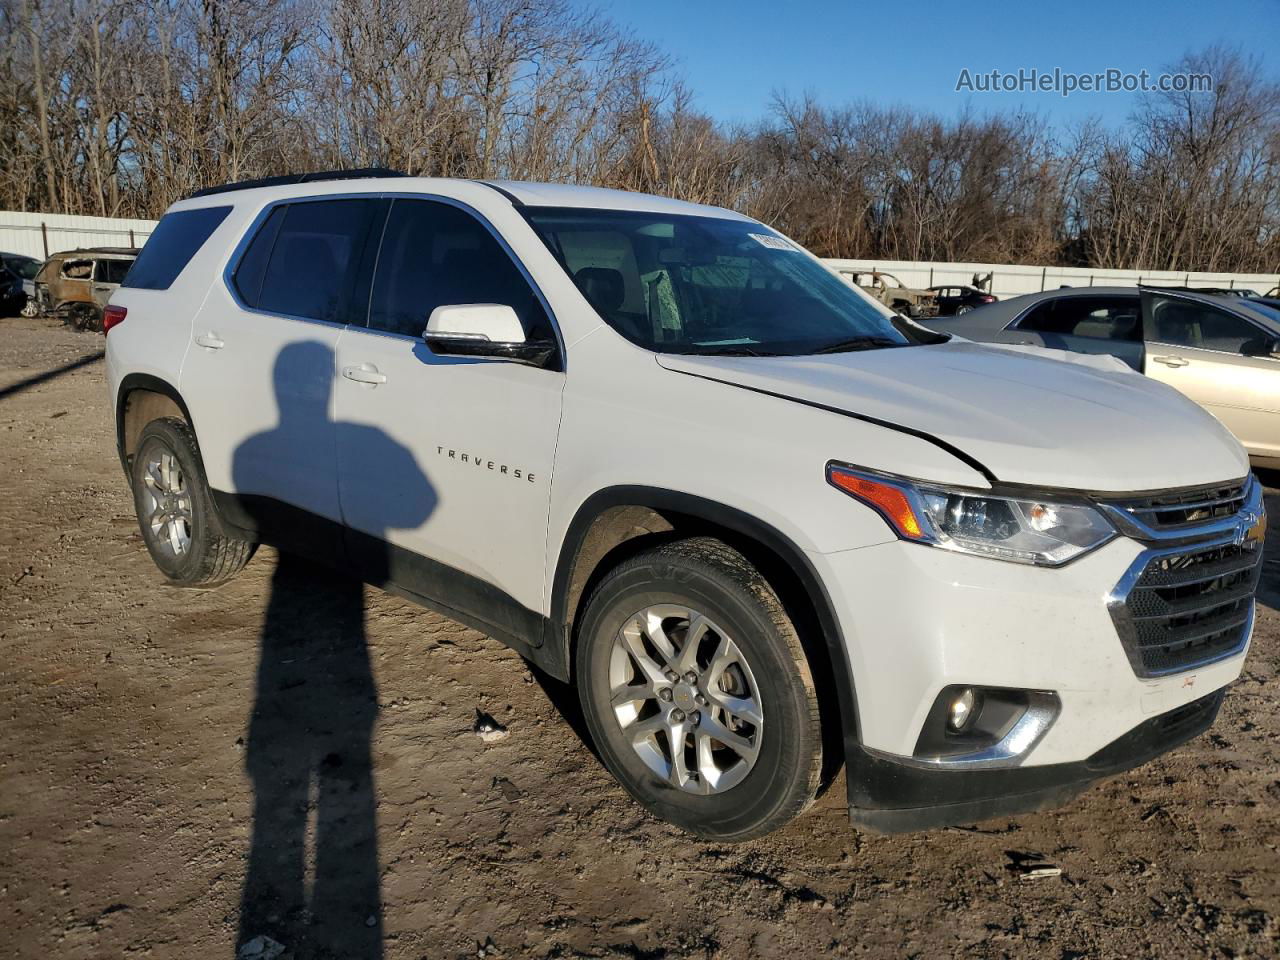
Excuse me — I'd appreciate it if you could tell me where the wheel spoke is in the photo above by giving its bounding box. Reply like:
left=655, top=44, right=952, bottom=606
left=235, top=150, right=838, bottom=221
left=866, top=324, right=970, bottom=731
left=621, top=622, right=670, bottom=688
left=167, top=519, right=184, bottom=554
left=611, top=682, right=652, bottom=708
left=706, top=690, right=763, bottom=727
left=665, top=718, right=693, bottom=788
left=624, top=714, right=666, bottom=745
left=670, top=614, right=709, bottom=674
left=700, top=712, right=758, bottom=762
left=635, top=608, right=678, bottom=664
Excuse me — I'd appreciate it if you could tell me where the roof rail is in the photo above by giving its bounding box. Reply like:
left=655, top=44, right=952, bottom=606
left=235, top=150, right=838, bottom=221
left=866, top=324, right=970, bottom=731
left=185, top=167, right=406, bottom=200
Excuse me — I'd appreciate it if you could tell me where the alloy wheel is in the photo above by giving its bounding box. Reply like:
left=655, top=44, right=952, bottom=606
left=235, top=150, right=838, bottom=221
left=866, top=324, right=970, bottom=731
left=140, top=449, right=193, bottom=557
left=608, top=604, right=763, bottom=795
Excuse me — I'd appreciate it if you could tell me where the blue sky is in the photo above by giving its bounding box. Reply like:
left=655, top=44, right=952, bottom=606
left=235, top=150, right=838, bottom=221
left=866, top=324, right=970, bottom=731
left=591, top=0, right=1280, bottom=129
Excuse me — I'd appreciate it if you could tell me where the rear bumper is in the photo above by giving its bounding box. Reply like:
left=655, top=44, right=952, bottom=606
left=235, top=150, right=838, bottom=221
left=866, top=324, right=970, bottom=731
left=846, top=687, right=1225, bottom=832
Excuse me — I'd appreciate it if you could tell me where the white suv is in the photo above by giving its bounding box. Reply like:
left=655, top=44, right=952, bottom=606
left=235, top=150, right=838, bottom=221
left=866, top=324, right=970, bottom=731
left=106, top=171, right=1265, bottom=840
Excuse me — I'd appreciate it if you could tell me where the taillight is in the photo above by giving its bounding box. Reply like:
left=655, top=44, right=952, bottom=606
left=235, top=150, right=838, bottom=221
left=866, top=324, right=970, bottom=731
left=102, top=304, right=127, bottom=334
left=980, top=296, right=996, bottom=303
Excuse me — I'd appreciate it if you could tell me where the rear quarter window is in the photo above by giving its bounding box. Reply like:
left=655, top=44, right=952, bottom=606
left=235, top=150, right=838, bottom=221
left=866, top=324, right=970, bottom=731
left=122, top=205, right=232, bottom=290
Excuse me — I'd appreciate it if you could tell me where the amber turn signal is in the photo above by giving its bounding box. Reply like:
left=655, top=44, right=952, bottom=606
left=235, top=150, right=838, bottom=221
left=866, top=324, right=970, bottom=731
left=827, top=467, right=926, bottom=539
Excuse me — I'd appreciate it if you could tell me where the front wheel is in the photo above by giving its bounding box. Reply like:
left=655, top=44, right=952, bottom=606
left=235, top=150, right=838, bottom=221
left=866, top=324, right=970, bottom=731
left=130, top=418, right=254, bottom=585
left=576, top=537, right=823, bottom=841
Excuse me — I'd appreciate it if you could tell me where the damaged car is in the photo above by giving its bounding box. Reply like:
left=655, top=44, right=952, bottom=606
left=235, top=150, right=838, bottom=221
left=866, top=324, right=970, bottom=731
left=32, top=247, right=139, bottom=330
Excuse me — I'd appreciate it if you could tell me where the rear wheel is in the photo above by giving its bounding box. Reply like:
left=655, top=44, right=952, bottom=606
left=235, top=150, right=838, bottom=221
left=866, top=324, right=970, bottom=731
left=956, top=304, right=973, bottom=315
left=65, top=301, right=102, bottom=331
left=576, top=537, right=822, bottom=841
left=130, top=417, right=254, bottom=585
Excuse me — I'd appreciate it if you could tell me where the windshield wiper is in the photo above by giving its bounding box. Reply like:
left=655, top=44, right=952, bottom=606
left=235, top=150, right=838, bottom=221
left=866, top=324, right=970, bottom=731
left=693, top=345, right=769, bottom=357
left=811, top=336, right=904, bottom=354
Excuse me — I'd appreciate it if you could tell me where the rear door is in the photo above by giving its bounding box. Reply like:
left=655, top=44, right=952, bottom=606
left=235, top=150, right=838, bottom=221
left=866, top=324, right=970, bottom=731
left=1141, top=291, right=1280, bottom=460
left=1010, top=295, right=1145, bottom=369
left=56, top=257, right=94, bottom=308
left=180, top=196, right=385, bottom=554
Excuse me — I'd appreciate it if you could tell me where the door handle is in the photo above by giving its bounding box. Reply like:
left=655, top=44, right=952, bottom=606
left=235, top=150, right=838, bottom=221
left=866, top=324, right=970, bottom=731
left=194, top=332, right=225, bottom=350
left=342, top=363, right=387, bottom=385
left=1152, top=355, right=1189, bottom=368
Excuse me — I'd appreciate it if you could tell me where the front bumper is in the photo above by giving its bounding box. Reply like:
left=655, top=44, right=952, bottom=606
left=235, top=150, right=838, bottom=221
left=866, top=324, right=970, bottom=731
left=846, top=687, right=1225, bottom=832
left=813, top=524, right=1254, bottom=829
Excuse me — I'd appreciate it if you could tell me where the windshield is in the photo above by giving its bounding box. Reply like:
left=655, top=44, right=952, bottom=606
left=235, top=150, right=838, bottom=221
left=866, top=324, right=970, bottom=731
left=523, top=207, right=936, bottom=355
left=5, top=256, right=39, bottom=280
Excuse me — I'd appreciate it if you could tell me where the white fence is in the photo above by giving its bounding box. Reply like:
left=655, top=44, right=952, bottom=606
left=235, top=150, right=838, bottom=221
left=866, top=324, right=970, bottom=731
left=3, top=210, right=1278, bottom=300
left=0, top=210, right=157, bottom=260
left=826, top=258, right=1280, bottom=300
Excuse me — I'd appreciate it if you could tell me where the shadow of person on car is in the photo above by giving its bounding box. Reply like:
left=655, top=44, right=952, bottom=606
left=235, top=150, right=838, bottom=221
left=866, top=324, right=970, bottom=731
left=234, top=341, right=435, bottom=958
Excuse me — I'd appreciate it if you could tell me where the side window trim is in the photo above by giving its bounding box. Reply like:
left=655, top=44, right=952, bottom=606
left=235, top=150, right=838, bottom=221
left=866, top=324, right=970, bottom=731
left=355, top=192, right=566, bottom=370
left=223, top=191, right=565, bottom=366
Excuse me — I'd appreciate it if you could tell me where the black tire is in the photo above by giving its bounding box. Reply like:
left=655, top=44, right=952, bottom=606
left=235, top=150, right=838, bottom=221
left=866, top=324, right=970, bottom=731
left=576, top=537, right=823, bottom=841
left=956, top=304, right=973, bottom=315
left=65, top=302, right=101, bottom=332
left=130, top=417, right=254, bottom=585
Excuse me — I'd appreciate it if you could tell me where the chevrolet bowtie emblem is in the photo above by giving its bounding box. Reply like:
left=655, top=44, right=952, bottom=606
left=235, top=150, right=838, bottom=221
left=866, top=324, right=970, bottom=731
left=1238, top=508, right=1267, bottom=548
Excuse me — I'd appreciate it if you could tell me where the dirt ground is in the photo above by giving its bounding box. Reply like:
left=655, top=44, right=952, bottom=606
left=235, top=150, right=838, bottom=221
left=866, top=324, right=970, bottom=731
left=1, top=314, right=1278, bottom=960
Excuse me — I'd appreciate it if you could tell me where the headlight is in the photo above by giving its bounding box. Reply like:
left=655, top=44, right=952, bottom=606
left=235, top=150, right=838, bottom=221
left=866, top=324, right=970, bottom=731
left=827, top=464, right=1115, bottom=566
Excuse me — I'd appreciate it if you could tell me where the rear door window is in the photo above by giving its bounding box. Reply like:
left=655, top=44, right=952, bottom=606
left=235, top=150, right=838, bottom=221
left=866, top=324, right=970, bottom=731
left=236, top=199, right=383, bottom=324
left=1018, top=296, right=1141, bottom=340
left=97, top=259, right=132, bottom=284
left=123, top=206, right=231, bottom=290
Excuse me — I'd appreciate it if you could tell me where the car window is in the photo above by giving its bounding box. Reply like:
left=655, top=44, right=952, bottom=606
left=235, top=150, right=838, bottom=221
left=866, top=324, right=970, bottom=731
left=1147, top=296, right=1265, bottom=354
left=233, top=206, right=286, bottom=307
left=5, top=257, right=39, bottom=280
left=97, top=259, right=132, bottom=284
left=61, top=259, right=93, bottom=280
left=369, top=198, right=553, bottom=341
left=123, top=205, right=231, bottom=290
left=237, top=199, right=381, bottom=324
left=1017, top=296, right=1141, bottom=341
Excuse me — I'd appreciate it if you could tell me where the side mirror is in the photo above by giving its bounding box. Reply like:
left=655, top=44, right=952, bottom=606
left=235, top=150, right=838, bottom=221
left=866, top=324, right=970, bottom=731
left=422, top=304, right=557, bottom=368
left=1240, top=335, right=1280, bottom=358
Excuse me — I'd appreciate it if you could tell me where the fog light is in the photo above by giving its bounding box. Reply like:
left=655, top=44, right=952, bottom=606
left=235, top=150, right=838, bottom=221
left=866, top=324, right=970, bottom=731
left=947, top=688, right=977, bottom=732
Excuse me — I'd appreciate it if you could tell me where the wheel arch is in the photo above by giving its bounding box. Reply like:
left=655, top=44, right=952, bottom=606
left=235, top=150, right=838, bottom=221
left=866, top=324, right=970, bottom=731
left=550, top=486, right=862, bottom=755
left=115, top=374, right=196, bottom=474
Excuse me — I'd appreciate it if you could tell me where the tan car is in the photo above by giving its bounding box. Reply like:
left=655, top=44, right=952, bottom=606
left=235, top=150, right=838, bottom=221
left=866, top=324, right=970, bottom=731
left=928, top=286, right=1280, bottom=468
left=33, top=247, right=138, bottom=330
left=841, top=270, right=939, bottom=319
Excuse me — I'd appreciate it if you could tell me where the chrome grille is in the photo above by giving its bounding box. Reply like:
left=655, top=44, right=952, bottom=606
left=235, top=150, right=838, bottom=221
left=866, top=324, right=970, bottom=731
left=1109, top=537, right=1262, bottom=677
left=1106, top=480, right=1248, bottom=530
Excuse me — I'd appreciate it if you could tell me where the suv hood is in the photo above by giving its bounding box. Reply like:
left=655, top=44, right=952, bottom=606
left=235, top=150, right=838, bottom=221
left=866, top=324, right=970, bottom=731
left=656, top=340, right=1248, bottom=492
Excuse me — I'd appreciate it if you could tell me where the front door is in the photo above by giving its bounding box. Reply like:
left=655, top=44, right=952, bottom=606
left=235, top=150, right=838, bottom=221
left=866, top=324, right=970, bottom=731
left=1141, top=291, right=1280, bottom=461
left=334, top=197, right=565, bottom=626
